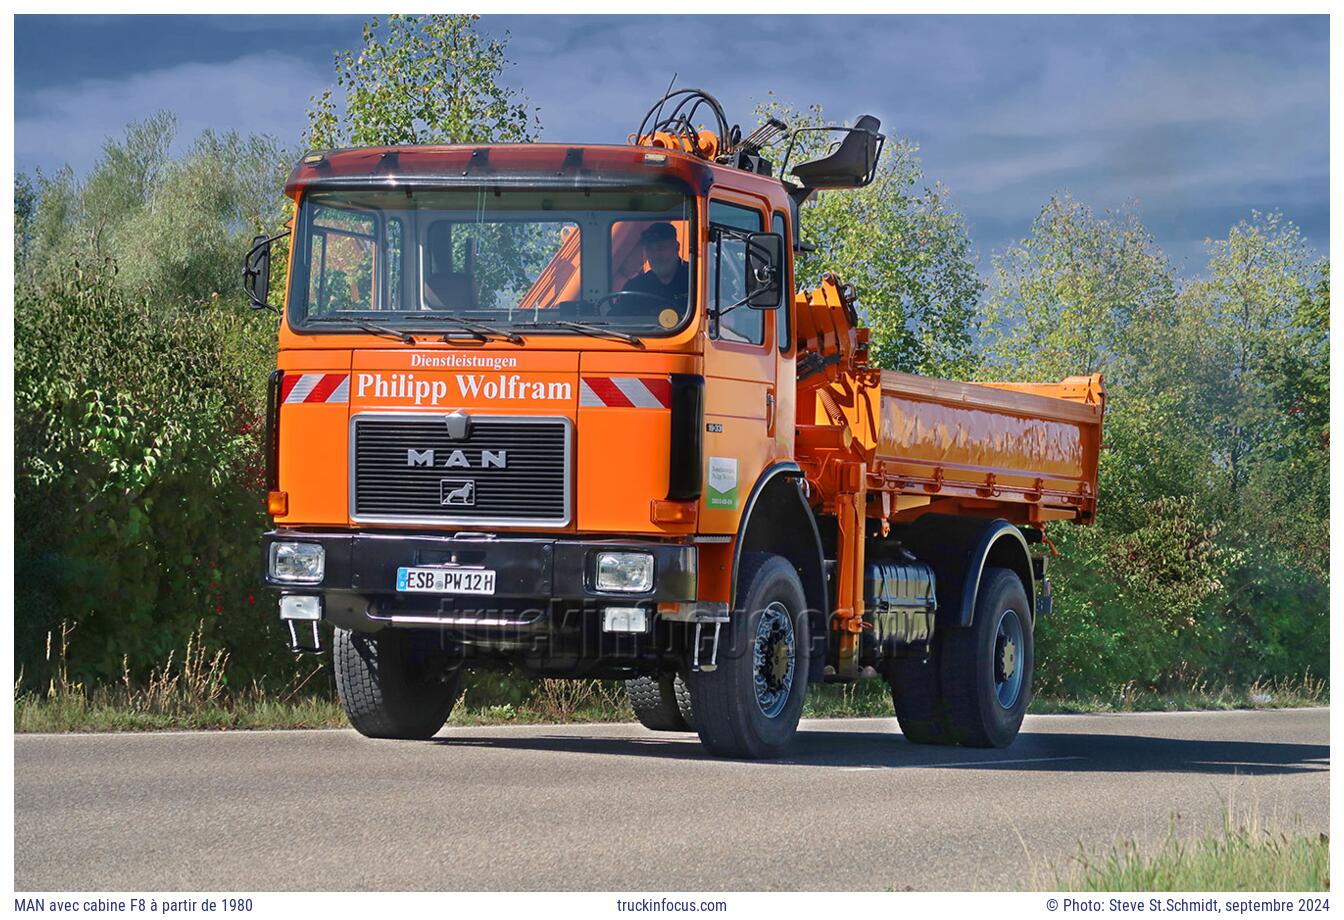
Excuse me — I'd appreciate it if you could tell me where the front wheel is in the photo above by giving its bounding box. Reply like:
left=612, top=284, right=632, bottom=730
left=938, top=567, right=1034, bottom=748
left=688, top=553, right=810, bottom=759
left=333, top=627, right=463, bottom=740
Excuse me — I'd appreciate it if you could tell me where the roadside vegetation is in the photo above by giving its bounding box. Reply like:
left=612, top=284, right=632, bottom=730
left=14, top=14, right=1328, bottom=728
left=15, top=622, right=1327, bottom=733
left=1047, top=813, right=1329, bottom=892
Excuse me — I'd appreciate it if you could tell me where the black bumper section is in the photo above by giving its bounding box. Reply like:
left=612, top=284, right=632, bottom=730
left=262, top=531, right=697, bottom=632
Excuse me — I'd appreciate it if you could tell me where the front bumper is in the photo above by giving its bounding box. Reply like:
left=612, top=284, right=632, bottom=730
left=261, top=530, right=698, bottom=633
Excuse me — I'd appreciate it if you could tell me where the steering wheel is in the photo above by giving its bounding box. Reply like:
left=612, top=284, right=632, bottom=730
left=596, top=290, right=673, bottom=317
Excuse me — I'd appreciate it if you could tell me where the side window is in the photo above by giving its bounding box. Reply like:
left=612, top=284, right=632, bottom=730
left=773, top=212, right=790, bottom=353
left=709, top=200, right=764, bottom=346
left=307, top=205, right=377, bottom=314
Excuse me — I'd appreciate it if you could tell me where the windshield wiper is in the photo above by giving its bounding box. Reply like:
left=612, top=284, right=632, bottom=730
left=533, top=319, right=644, bottom=348
left=418, top=312, right=525, bottom=345
left=309, top=316, right=415, bottom=344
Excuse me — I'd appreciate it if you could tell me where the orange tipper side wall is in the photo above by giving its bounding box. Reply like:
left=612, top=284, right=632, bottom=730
left=872, top=371, right=1105, bottom=521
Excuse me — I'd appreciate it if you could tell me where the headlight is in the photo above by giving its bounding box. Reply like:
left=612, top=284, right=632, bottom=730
left=595, top=552, right=654, bottom=593
left=269, top=542, right=325, bottom=584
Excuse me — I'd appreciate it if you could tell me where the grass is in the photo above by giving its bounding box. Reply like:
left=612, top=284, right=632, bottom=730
left=14, top=622, right=1328, bottom=733
left=793, top=673, right=1329, bottom=720
left=1030, top=673, right=1329, bottom=715
left=14, top=621, right=349, bottom=733
left=1046, top=810, right=1329, bottom=891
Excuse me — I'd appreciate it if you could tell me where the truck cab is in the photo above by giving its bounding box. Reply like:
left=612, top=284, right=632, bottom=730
left=252, top=97, right=1103, bottom=758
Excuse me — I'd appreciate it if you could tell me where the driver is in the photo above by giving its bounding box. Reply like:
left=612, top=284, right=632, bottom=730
left=610, top=222, right=689, bottom=317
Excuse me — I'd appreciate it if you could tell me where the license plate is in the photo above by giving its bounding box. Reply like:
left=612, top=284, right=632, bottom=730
left=396, top=566, right=497, bottom=595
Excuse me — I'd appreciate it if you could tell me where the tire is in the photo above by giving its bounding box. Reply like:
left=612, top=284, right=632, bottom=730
left=688, top=553, right=809, bottom=759
left=333, top=627, right=463, bottom=740
left=885, top=650, right=952, bottom=745
left=625, top=673, right=696, bottom=732
left=938, top=567, right=1034, bottom=748
left=672, top=672, right=696, bottom=730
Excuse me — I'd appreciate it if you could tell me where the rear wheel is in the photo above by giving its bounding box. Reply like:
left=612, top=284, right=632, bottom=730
left=939, top=567, right=1034, bottom=747
left=688, top=553, right=809, bottom=759
left=625, top=673, right=696, bottom=732
left=333, top=627, right=463, bottom=740
left=885, top=649, right=951, bottom=745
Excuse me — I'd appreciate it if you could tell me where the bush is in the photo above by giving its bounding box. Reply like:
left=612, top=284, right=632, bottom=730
left=1037, top=496, right=1325, bottom=696
left=14, top=264, right=287, bottom=686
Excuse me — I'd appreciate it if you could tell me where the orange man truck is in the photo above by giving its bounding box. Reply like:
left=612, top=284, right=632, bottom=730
left=248, top=90, right=1105, bottom=758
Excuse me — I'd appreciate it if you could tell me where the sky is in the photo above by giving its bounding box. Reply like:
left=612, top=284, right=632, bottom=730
left=13, top=14, right=1329, bottom=274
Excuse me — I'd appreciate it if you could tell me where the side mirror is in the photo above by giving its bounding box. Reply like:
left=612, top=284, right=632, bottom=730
left=244, top=233, right=277, bottom=313
left=745, top=231, right=784, bottom=309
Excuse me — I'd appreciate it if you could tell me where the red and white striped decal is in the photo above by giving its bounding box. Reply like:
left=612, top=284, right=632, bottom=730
left=579, top=376, right=672, bottom=409
left=280, top=373, right=350, bottom=404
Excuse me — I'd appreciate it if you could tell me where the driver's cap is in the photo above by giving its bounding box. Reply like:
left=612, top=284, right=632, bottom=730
left=640, top=222, right=678, bottom=244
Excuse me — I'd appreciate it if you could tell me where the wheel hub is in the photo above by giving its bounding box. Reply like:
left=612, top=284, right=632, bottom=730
left=993, top=609, right=1026, bottom=710
left=997, top=636, right=1017, bottom=682
left=768, top=636, right=792, bottom=688
left=753, top=602, right=796, bottom=719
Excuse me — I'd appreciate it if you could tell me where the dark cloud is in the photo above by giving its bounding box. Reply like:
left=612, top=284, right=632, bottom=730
left=14, top=13, right=1328, bottom=270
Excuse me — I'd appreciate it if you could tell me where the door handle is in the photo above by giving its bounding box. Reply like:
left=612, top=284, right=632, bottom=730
left=765, top=390, right=777, bottom=435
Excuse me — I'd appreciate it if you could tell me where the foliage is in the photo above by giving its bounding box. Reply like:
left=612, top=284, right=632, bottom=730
left=985, top=204, right=1328, bottom=693
left=981, top=194, right=1178, bottom=383
left=17, top=114, right=292, bottom=304
left=13, top=112, right=297, bottom=689
left=14, top=264, right=286, bottom=686
left=306, top=14, right=538, bottom=150
left=755, top=97, right=983, bottom=377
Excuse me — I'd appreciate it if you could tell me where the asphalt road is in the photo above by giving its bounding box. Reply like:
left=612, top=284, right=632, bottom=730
left=15, top=708, right=1328, bottom=891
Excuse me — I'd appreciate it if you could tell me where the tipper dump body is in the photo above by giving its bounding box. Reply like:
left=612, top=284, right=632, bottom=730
left=869, top=371, right=1103, bottom=522
left=793, top=275, right=1105, bottom=530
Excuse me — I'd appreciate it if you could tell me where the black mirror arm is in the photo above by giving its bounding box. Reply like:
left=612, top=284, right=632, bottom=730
left=243, top=228, right=291, bottom=314
left=716, top=283, right=782, bottom=318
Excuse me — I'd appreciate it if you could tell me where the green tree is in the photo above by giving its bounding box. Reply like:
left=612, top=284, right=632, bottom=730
left=21, top=165, right=80, bottom=286
left=754, top=97, right=982, bottom=378
left=1156, top=212, right=1325, bottom=508
left=82, top=111, right=177, bottom=260
left=1151, top=216, right=1329, bottom=678
left=307, top=14, right=539, bottom=150
left=112, top=128, right=290, bottom=302
left=14, top=172, right=37, bottom=268
left=979, top=196, right=1227, bottom=688
left=987, top=200, right=1327, bottom=690
left=13, top=118, right=291, bottom=686
left=18, top=117, right=290, bottom=304
left=980, top=194, right=1178, bottom=384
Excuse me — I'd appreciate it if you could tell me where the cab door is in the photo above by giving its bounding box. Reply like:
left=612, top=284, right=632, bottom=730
left=699, top=193, right=777, bottom=534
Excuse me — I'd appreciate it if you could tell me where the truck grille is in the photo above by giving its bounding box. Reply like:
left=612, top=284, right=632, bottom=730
left=351, top=414, right=570, bottom=526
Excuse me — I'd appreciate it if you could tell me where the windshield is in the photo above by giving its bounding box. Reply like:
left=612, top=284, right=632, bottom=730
left=289, top=187, right=696, bottom=336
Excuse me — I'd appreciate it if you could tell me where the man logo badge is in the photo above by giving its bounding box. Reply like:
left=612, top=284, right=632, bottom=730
left=441, top=479, right=476, bottom=507
left=406, top=448, right=507, bottom=469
